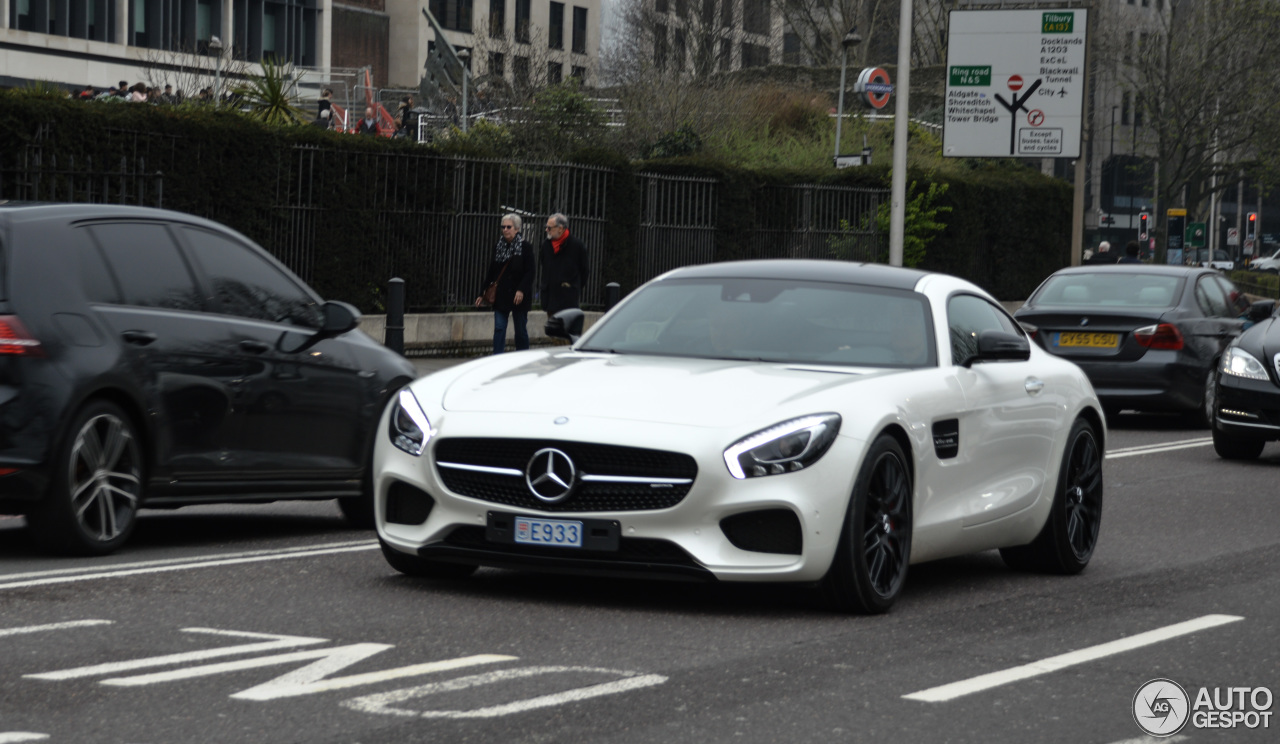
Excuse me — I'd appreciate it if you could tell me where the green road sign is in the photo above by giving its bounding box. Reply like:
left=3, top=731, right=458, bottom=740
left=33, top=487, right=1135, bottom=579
left=948, top=66, right=992, bottom=86
left=1042, top=12, right=1074, bottom=33
left=1186, top=222, right=1207, bottom=248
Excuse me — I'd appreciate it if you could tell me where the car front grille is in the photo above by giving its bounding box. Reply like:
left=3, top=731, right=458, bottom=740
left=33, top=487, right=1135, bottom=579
left=441, top=526, right=699, bottom=566
left=434, top=438, right=698, bottom=512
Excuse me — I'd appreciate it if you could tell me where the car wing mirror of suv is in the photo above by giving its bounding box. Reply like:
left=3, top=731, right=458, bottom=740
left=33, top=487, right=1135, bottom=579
left=1247, top=299, right=1277, bottom=323
left=545, top=308, right=585, bottom=343
left=278, top=301, right=362, bottom=354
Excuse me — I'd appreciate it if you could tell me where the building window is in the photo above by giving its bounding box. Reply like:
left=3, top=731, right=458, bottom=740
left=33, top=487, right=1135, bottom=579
left=655, top=24, right=667, bottom=70
left=489, top=51, right=505, bottom=76
left=572, top=6, right=587, bottom=54
left=721, top=0, right=733, bottom=29
left=514, top=55, right=530, bottom=86
left=743, top=0, right=768, bottom=36
left=489, top=0, right=504, bottom=38
left=1121, top=91, right=1131, bottom=126
left=571, top=65, right=586, bottom=80
left=549, top=1, right=563, bottom=49
left=655, top=0, right=666, bottom=13
left=741, top=41, right=768, bottom=68
left=718, top=37, right=731, bottom=70
left=429, top=0, right=473, bottom=32
left=547, top=61, right=562, bottom=85
left=515, top=0, right=530, bottom=43
left=673, top=28, right=686, bottom=71
left=783, top=31, right=800, bottom=65
left=1134, top=94, right=1143, bottom=128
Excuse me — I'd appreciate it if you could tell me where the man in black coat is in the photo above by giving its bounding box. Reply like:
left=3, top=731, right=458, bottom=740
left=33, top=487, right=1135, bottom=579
left=540, top=212, right=589, bottom=315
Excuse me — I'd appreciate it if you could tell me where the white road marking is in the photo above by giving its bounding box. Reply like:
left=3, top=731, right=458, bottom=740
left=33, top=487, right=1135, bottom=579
left=1104, top=736, right=1189, bottom=744
left=903, top=614, right=1244, bottom=703
left=232, top=653, right=518, bottom=700
left=26, top=628, right=327, bottom=681
left=0, top=542, right=378, bottom=591
left=0, top=620, right=112, bottom=638
left=0, top=734, right=50, bottom=743
left=343, top=666, right=668, bottom=719
left=1106, top=438, right=1212, bottom=459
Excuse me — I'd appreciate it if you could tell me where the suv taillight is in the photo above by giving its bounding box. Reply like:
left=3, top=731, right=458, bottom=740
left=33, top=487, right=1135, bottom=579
left=0, top=316, right=44, bottom=356
left=1133, top=323, right=1184, bottom=350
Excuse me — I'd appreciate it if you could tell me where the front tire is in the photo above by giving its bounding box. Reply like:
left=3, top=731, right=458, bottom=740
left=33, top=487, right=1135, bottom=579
left=822, top=435, right=913, bottom=614
left=1001, top=418, right=1102, bottom=574
left=1187, top=368, right=1217, bottom=429
left=27, top=400, right=144, bottom=556
left=379, top=539, right=478, bottom=579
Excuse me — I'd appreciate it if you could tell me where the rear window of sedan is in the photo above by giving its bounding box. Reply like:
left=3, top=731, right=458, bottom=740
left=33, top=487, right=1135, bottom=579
left=579, top=277, right=937, bottom=368
left=1030, top=273, right=1185, bottom=308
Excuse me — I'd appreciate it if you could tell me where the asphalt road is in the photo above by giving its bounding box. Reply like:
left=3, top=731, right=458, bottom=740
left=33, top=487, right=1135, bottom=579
left=1, top=409, right=1277, bottom=744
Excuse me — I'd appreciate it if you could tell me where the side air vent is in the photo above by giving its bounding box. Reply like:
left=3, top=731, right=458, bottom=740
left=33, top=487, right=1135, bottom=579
left=932, top=419, right=959, bottom=459
left=384, top=481, right=434, bottom=525
left=720, top=509, right=802, bottom=555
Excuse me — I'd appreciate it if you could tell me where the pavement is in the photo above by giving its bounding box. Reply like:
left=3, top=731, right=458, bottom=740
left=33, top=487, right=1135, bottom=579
left=411, top=356, right=471, bottom=377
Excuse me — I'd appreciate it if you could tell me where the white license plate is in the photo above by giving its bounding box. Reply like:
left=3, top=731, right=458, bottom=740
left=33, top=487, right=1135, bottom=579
left=514, top=517, right=583, bottom=548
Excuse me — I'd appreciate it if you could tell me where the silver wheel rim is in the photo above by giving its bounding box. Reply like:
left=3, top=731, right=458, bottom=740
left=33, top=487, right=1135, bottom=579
left=68, top=413, right=142, bottom=542
left=1204, top=371, right=1216, bottom=424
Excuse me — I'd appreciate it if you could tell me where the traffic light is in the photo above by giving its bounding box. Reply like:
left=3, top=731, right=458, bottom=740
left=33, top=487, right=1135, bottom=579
left=1247, top=212, right=1258, bottom=239
left=1138, top=212, right=1149, bottom=240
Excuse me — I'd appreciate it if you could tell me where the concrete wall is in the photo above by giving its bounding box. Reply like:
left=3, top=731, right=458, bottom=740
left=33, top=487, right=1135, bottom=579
left=359, top=310, right=603, bottom=355
left=332, top=2, right=390, bottom=88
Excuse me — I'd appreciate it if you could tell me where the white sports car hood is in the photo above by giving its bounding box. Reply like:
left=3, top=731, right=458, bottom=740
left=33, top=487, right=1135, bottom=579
left=441, top=351, right=886, bottom=427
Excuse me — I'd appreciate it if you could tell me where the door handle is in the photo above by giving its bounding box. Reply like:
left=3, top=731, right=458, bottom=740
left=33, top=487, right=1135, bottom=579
left=239, top=339, right=272, bottom=354
left=121, top=330, right=157, bottom=346
left=1024, top=377, right=1045, bottom=395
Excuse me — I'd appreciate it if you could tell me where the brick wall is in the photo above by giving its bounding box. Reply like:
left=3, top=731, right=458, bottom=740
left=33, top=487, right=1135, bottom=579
left=332, top=4, right=390, bottom=89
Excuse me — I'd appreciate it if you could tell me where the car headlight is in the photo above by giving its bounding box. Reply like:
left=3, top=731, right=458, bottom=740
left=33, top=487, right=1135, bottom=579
left=389, top=388, right=435, bottom=456
left=723, top=414, right=841, bottom=479
left=1221, top=347, right=1270, bottom=381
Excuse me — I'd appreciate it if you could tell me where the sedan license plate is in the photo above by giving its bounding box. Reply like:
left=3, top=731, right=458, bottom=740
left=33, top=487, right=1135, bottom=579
left=514, top=517, right=583, bottom=548
left=1054, top=331, right=1119, bottom=348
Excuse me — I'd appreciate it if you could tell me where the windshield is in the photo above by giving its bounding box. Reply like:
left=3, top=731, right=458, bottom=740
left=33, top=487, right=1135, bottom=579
left=578, top=277, right=937, bottom=368
left=1031, top=272, right=1184, bottom=308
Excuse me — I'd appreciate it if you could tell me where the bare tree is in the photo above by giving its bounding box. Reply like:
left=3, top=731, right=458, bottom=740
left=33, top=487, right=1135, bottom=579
left=1093, top=0, right=1280, bottom=241
left=136, top=44, right=253, bottom=99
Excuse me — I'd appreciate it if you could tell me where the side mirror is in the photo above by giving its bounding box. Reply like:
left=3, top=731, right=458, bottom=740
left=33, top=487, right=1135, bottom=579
left=545, top=308, right=585, bottom=342
left=965, top=330, right=1031, bottom=367
left=1247, top=299, right=1276, bottom=323
left=279, top=301, right=361, bottom=354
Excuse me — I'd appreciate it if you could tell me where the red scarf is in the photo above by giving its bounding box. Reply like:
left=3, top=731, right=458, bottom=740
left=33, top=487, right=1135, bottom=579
left=552, top=229, right=570, bottom=254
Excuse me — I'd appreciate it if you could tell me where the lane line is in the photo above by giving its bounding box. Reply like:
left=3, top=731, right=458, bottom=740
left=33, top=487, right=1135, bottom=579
left=1107, top=437, right=1211, bottom=455
left=0, top=620, right=112, bottom=638
left=903, top=614, right=1243, bottom=703
left=0, top=734, right=50, bottom=743
left=0, top=543, right=378, bottom=591
left=1107, top=439, right=1212, bottom=460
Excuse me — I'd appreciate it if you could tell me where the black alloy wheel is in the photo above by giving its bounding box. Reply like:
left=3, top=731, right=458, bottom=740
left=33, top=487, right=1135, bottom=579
left=1000, top=417, right=1103, bottom=574
left=823, top=435, right=913, bottom=614
left=27, top=401, right=144, bottom=555
left=1188, top=367, right=1217, bottom=429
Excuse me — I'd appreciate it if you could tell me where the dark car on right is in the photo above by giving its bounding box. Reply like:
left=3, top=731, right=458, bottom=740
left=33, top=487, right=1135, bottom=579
left=1015, top=265, right=1251, bottom=425
left=1213, top=299, right=1280, bottom=459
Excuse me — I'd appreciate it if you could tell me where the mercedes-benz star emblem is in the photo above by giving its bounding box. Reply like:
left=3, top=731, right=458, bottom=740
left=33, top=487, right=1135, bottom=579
left=1080, top=317, right=1089, bottom=326
left=526, top=448, right=577, bottom=503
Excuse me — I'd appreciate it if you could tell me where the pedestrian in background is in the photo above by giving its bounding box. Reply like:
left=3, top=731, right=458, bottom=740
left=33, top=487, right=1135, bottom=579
left=1118, top=240, right=1143, bottom=264
left=475, top=213, right=535, bottom=353
left=316, top=88, right=334, bottom=129
left=1086, top=240, right=1119, bottom=264
left=539, top=212, right=589, bottom=316
left=356, top=107, right=379, bottom=135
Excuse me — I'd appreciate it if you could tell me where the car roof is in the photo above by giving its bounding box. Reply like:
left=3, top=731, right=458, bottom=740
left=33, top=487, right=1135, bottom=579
left=657, top=259, right=931, bottom=291
left=0, top=202, right=230, bottom=233
left=1049, top=264, right=1214, bottom=278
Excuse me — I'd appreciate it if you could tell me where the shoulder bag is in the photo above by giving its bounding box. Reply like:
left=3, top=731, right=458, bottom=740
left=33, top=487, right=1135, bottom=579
left=482, top=261, right=509, bottom=306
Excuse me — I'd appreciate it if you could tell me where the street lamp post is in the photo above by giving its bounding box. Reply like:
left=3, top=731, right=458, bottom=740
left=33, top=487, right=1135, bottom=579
left=832, top=27, right=863, bottom=162
left=1108, top=104, right=1117, bottom=235
left=208, top=35, right=223, bottom=105
left=457, top=48, right=470, bottom=133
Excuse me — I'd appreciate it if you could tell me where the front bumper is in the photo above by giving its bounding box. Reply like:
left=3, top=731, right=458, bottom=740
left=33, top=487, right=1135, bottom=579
left=374, top=412, right=863, bottom=584
left=1215, top=373, right=1280, bottom=441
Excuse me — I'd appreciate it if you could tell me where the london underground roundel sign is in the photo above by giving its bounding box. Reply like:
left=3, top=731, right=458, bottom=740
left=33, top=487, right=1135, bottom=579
left=856, top=67, right=894, bottom=110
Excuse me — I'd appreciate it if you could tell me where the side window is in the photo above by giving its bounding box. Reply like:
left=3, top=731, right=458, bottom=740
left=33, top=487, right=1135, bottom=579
left=89, top=223, right=201, bottom=310
left=1213, top=275, right=1250, bottom=316
left=947, top=294, right=1020, bottom=366
left=75, top=228, right=120, bottom=303
left=1195, top=277, right=1231, bottom=318
left=180, top=227, right=322, bottom=328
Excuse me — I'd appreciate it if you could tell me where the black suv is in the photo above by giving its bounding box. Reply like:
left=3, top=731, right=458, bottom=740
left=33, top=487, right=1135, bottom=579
left=0, top=204, right=416, bottom=554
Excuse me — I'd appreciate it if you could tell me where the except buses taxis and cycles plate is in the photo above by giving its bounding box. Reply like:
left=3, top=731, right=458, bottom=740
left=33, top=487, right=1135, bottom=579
left=1053, top=331, right=1119, bottom=348
left=514, top=516, right=584, bottom=548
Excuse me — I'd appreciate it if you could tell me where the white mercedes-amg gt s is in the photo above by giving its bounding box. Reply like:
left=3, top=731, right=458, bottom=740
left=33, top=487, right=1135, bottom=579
left=374, top=260, right=1105, bottom=613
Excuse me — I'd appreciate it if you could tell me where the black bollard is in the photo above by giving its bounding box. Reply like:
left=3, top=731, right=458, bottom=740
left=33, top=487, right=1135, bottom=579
left=605, top=282, right=621, bottom=310
left=386, top=277, right=405, bottom=355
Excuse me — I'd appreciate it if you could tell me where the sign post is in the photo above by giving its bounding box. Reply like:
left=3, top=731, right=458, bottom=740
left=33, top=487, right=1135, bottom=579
left=943, top=9, right=1088, bottom=158
left=1166, top=208, right=1186, bottom=265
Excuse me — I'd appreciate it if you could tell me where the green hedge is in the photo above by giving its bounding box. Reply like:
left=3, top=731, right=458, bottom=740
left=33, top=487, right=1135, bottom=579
left=0, top=90, right=1072, bottom=307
